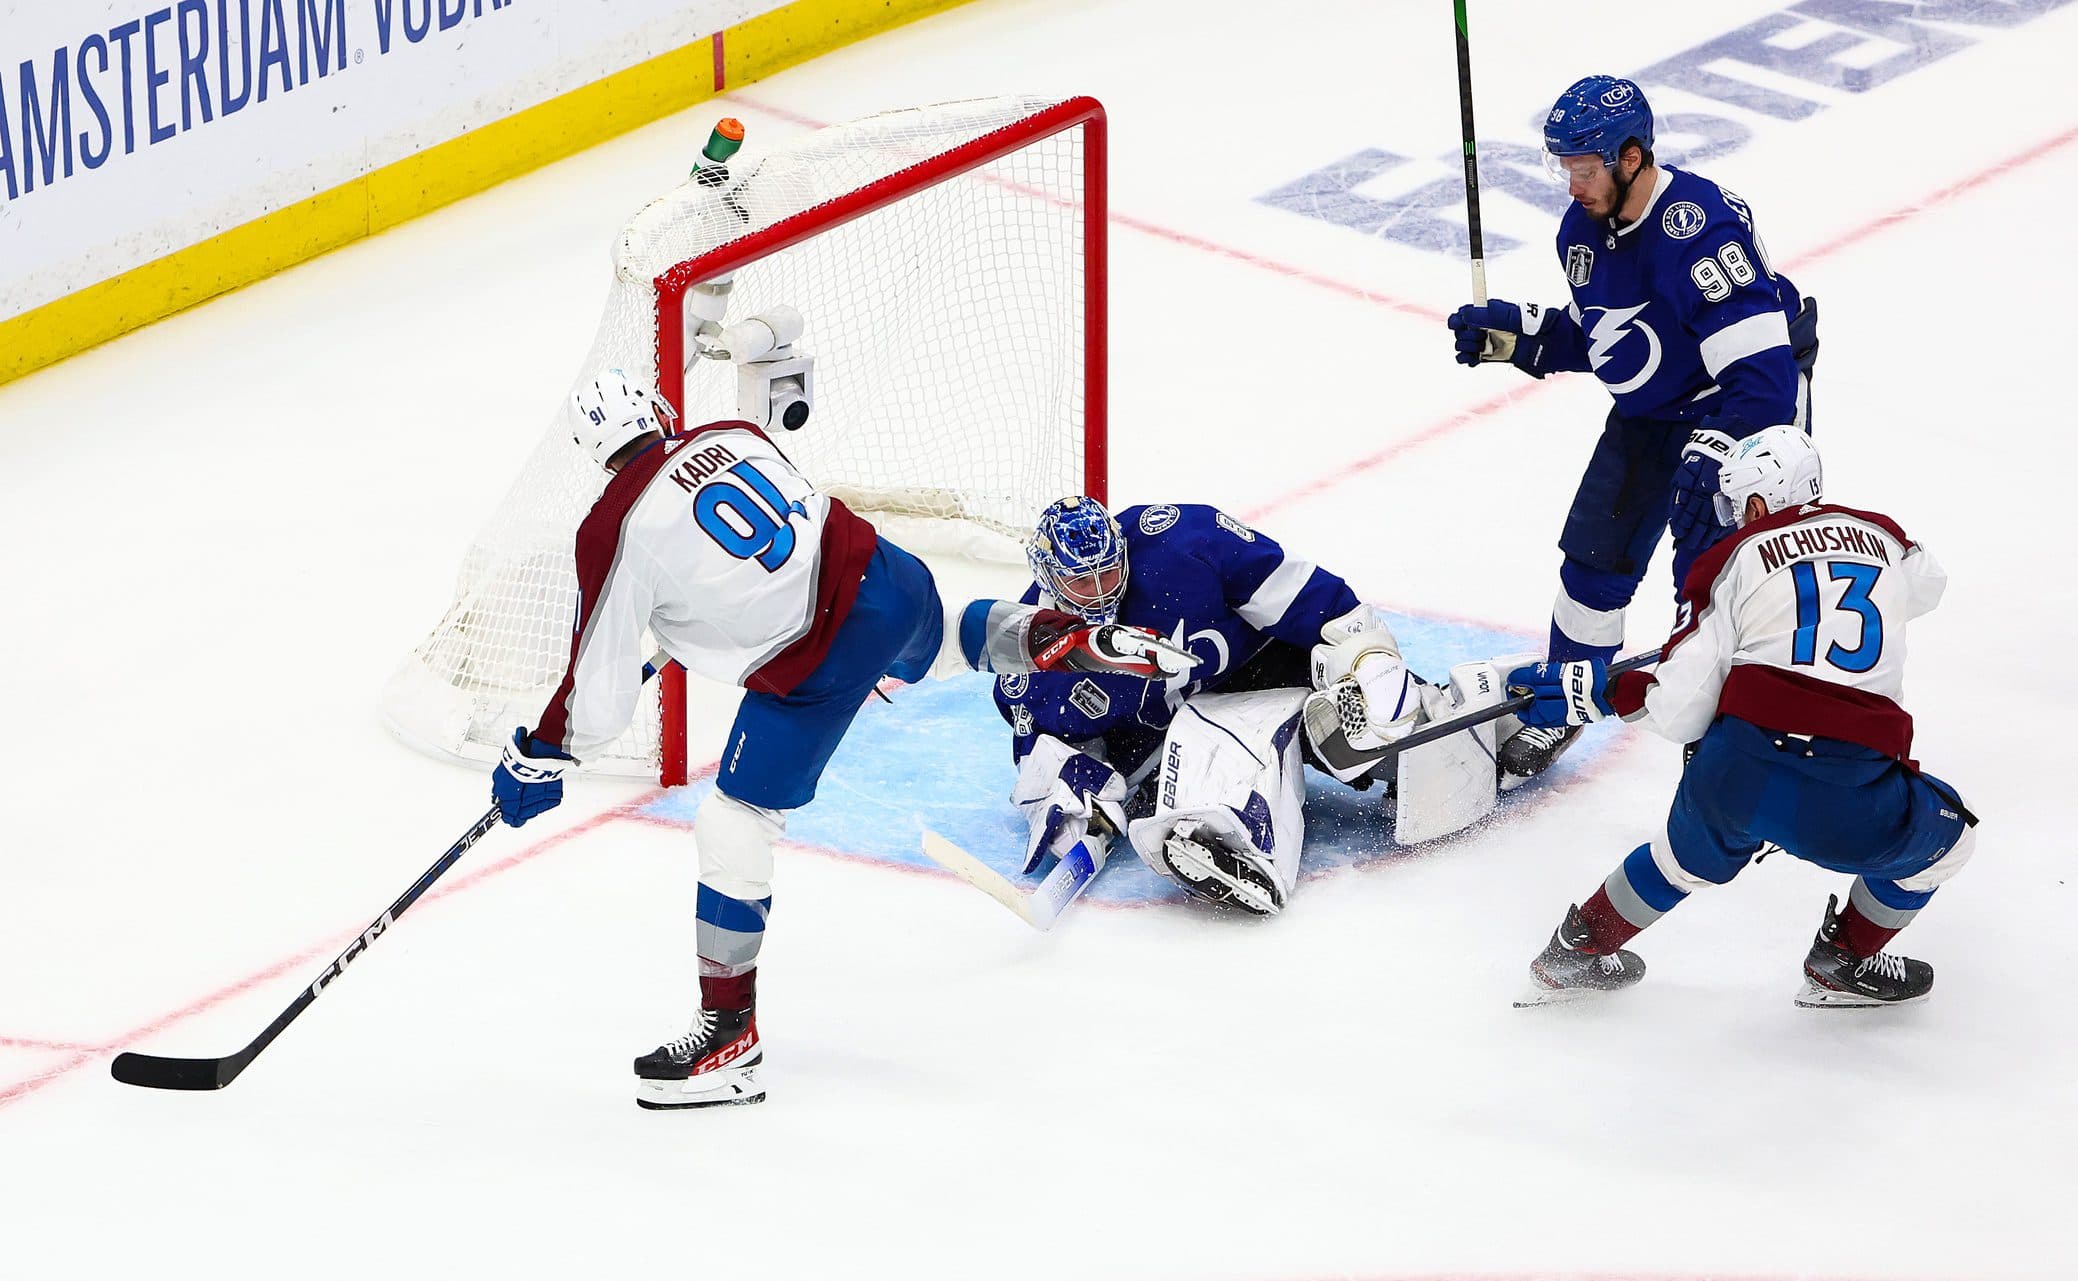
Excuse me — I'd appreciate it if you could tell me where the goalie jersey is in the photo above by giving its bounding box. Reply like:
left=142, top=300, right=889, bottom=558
left=1528, top=166, right=1806, bottom=429
left=534, top=421, right=878, bottom=761
left=994, top=503, right=1359, bottom=777
left=1607, top=503, right=1945, bottom=761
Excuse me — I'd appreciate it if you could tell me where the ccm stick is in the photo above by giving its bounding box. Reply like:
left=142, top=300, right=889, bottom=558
left=110, top=806, right=503, bottom=1090
left=111, top=654, right=676, bottom=1090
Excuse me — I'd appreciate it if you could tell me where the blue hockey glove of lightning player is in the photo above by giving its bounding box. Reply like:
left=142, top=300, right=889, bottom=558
left=493, top=728, right=572, bottom=827
left=1668, top=426, right=1743, bottom=543
left=1446, top=300, right=1553, bottom=375
left=1506, top=660, right=1613, bottom=728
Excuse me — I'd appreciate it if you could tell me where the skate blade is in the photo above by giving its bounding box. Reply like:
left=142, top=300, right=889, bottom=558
left=635, top=1063, right=765, bottom=1110
left=1793, top=979, right=1930, bottom=1010
left=1163, top=845, right=1281, bottom=916
left=1513, top=979, right=1616, bottom=1008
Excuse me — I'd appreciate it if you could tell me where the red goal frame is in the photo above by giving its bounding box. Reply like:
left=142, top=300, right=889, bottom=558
left=647, top=96, right=1110, bottom=786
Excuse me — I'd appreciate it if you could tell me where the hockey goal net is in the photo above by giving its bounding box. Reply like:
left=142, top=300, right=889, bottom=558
left=382, top=95, right=1108, bottom=783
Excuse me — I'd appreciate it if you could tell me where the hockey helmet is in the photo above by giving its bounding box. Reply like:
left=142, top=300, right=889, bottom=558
left=1544, top=75, right=1654, bottom=174
left=1028, top=496, right=1129, bottom=623
left=571, top=368, right=667, bottom=470
left=1715, top=426, right=1823, bottom=526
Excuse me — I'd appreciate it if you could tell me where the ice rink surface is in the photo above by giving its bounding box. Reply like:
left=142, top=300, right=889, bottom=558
left=5, top=2, right=2076, bottom=1278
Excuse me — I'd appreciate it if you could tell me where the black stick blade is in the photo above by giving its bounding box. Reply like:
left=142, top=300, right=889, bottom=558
left=110, top=1051, right=241, bottom=1091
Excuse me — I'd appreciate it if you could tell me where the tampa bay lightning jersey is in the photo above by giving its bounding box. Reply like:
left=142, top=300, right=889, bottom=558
left=1525, top=166, right=1804, bottom=428
left=993, top=503, right=1359, bottom=776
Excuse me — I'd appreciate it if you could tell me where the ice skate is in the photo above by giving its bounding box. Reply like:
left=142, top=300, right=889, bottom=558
left=1795, top=895, right=1933, bottom=1008
left=633, top=1007, right=765, bottom=1109
left=1498, top=722, right=1582, bottom=790
left=1516, top=904, right=1645, bottom=1006
left=1161, top=821, right=1284, bottom=916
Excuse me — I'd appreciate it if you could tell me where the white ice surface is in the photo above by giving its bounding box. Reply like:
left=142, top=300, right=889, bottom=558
left=3, top=2, right=2075, bottom=1278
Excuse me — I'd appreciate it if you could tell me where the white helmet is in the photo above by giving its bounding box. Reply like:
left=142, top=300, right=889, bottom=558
left=1715, top=425, right=1822, bottom=526
left=571, top=368, right=666, bottom=469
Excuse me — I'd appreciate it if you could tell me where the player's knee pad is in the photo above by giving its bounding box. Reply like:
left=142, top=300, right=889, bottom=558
left=696, top=791, right=785, bottom=902
left=1894, top=815, right=1976, bottom=893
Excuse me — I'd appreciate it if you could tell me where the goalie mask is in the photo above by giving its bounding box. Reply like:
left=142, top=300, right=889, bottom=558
left=571, top=368, right=668, bottom=470
left=1028, top=496, right=1128, bottom=623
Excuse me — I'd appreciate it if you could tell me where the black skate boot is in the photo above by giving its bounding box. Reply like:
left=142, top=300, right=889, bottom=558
left=1795, top=895, right=1933, bottom=1008
left=1515, top=904, right=1646, bottom=1006
left=1159, top=821, right=1284, bottom=916
left=1498, top=723, right=1582, bottom=789
left=634, top=1007, right=764, bottom=1110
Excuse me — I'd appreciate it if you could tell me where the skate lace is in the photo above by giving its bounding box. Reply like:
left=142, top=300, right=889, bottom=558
left=663, top=1009, right=719, bottom=1059
left=1522, top=725, right=1572, bottom=748
left=1595, top=953, right=1628, bottom=976
left=1854, top=951, right=1908, bottom=983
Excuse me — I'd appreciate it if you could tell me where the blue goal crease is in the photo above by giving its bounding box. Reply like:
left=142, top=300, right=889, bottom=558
left=638, top=612, right=1615, bottom=907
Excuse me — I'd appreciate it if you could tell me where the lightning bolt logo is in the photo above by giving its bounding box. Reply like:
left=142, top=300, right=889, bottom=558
left=1583, top=304, right=1662, bottom=395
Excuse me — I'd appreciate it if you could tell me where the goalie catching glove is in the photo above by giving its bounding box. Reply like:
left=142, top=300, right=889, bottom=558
left=1303, top=606, right=1424, bottom=782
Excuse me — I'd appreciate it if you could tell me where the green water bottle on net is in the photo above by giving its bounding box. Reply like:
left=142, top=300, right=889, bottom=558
left=692, top=117, right=745, bottom=188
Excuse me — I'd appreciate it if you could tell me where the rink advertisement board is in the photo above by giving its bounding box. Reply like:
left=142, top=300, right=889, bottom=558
left=0, top=0, right=975, bottom=383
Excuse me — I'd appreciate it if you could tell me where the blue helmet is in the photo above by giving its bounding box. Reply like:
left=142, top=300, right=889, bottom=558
left=1544, top=75, right=1654, bottom=167
left=1028, top=496, right=1128, bottom=623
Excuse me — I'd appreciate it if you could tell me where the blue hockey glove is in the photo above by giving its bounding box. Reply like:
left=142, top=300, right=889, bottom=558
left=493, top=728, right=572, bottom=827
left=1668, top=426, right=1742, bottom=543
left=1447, top=299, right=1552, bottom=374
left=1507, top=660, right=1612, bottom=728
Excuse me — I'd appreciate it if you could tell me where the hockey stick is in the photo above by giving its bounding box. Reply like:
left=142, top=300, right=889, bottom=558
left=1308, top=651, right=1659, bottom=779
left=920, top=817, right=1113, bottom=932
left=1452, top=0, right=1508, bottom=360
left=110, top=806, right=504, bottom=1090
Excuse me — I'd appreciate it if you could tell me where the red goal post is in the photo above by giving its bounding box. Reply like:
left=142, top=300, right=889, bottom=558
left=382, top=95, right=1109, bottom=785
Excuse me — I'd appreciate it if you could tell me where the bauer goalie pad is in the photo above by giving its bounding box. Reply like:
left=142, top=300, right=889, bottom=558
left=1389, top=660, right=1506, bottom=844
left=1125, top=688, right=1309, bottom=905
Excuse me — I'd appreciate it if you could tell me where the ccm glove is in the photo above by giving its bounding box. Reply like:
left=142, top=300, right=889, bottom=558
left=1506, top=660, right=1613, bottom=728
left=1668, top=426, right=1743, bottom=544
left=493, top=728, right=572, bottom=827
left=1446, top=299, right=1556, bottom=374
left=1028, top=610, right=1199, bottom=679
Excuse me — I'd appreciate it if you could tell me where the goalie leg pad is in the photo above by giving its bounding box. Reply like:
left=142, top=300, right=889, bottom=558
left=1128, top=689, right=1308, bottom=909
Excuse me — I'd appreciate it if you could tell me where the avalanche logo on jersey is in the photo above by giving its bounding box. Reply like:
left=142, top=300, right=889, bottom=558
left=1583, top=303, right=1663, bottom=395
left=1662, top=201, right=1707, bottom=240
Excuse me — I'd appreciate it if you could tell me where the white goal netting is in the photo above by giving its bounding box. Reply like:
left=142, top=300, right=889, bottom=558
left=382, top=95, right=1103, bottom=778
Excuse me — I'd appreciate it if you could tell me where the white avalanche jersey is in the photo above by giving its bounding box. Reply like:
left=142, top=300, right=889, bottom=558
left=534, top=422, right=878, bottom=762
left=1609, top=503, right=1946, bottom=760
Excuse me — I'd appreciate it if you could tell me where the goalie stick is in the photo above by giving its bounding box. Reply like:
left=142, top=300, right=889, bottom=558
left=111, top=806, right=502, bottom=1090
left=1307, top=651, right=1659, bottom=779
left=920, top=814, right=1114, bottom=932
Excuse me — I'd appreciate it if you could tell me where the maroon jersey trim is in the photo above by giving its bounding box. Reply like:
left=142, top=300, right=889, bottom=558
left=1718, top=665, right=1916, bottom=763
left=534, top=439, right=679, bottom=752
left=743, top=497, right=881, bottom=697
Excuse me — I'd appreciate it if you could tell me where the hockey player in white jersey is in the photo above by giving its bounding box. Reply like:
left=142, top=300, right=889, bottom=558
left=1506, top=427, right=1974, bottom=1007
left=998, top=497, right=1513, bottom=917
left=490, top=370, right=1195, bottom=1109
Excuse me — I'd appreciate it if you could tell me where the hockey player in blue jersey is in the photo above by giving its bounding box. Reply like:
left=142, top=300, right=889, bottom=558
left=1447, top=74, right=1819, bottom=783
left=981, top=497, right=1508, bottom=915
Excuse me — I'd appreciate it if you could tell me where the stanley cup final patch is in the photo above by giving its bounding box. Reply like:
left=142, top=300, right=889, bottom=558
left=1567, top=244, right=1594, bottom=287
left=1069, top=678, right=1111, bottom=720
